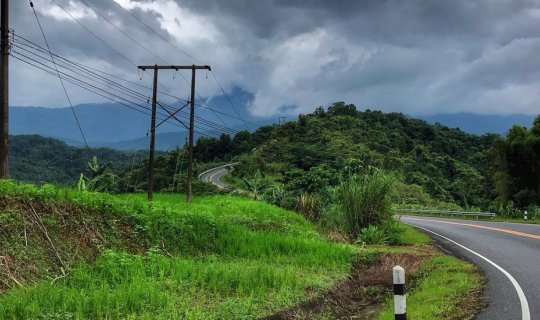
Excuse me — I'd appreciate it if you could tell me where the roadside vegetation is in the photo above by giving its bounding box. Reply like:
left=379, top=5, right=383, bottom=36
left=0, top=181, right=356, bottom=319
left=0, top=180, right=485, bottom=319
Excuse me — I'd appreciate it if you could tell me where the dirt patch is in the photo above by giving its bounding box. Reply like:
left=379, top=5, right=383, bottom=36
left=264, top=251, right=430, bottom=320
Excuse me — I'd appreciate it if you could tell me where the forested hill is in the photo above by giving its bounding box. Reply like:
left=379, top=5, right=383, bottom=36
left=218, top=103, right=501, bottom=209
left=9, top=135, right=142, bottom=185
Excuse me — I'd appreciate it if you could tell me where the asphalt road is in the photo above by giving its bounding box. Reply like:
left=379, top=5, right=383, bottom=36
left=198, top=164, right=232, bottom=188
left=402, top=215, right=540, bottom=320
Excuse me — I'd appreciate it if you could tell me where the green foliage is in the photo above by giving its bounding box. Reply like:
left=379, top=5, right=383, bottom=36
left=225, top=104, right=500, bottom=209
left=242, top=170, right=268, bottom=200
left=0, top=181, right=356, bottom=319
left=494, top=117, right=540, bottom=208
left=356, top=225, right=389, bottom=245
left=335, top=171, right=395, bottom=237
left=381, top=219, right=407, bottom=245
left=9, top=135, right=144, bottom=186
left=82, top=156, right=119, bottom=193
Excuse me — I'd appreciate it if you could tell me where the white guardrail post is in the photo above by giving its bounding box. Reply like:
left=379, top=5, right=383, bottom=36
left=393, top=265, right=406, bottom=320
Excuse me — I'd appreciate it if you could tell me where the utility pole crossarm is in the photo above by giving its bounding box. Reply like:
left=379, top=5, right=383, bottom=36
left=137, top=65, right=211, bottom=71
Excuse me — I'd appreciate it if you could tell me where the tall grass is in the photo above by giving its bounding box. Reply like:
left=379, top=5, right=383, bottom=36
left=336, top=171, right=394, bottom=237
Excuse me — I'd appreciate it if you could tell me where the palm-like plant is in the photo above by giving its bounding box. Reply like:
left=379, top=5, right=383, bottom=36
left=79, top=156, right=119, bottom=193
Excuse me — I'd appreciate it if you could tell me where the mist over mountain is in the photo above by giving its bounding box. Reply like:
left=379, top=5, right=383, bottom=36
left=418, top=113, right=536, bottom=136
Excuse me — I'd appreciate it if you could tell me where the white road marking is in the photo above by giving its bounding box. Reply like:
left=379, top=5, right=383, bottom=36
left=408, top=223, right=531, bottom=320
left=208, top=168, right=226, bottom=188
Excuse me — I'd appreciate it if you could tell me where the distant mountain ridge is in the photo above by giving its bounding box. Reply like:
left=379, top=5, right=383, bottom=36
left=9, top=104, right=537, bottom=150
left=10, top=102, right=267, bottom=150
left=418, top=113, right=536, bottom=135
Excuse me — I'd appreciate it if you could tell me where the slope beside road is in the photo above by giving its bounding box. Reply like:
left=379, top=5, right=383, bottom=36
left=403, top=215, right=540, bottom=320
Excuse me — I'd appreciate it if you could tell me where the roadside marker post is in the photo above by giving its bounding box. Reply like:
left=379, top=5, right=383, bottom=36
left=524, top=211, right=528, bottom=221
left=393, top=265, right=406, bottom=320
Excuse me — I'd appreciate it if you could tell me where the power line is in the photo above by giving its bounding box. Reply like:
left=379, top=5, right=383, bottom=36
left=12, top=38, right=238, bottom=136
left=105, top=0, right=250, bottom=128
left=29, top=0, right=90, bottom=152
left=209, top=71, right=250, bottom=129
left=50, top=0, right=137, bottom=67
left=11, top=50, right=223, bottom=138
left=107, top=0, right=202, bottom=64
left=78, top=0, right=168, bottom=65
left=16, top=33, right=251, bottom=131
left=46, top=1, right=241, bottom=135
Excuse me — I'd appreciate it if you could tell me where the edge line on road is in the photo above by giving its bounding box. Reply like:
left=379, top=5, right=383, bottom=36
left=405, top=216, right=540, bottom=241
left=407, top=223, right=531, bottom=320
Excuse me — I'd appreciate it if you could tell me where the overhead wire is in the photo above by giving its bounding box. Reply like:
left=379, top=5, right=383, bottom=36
left=29, top=0, right=90, bottom=152
left=12, top=38, right=236, bottom=136
left=46, top=0, right=241, bottom=135
left=105, top=0, right=251, bottom=129
left=11, top=48, right=223, bottom=138
left=16, top=34, right=251, bottom=130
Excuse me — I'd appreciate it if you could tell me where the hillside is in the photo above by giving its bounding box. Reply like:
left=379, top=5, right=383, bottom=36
left=188, top=103, right=500, bottom=209
left=9, top=135, right=143, bottom=186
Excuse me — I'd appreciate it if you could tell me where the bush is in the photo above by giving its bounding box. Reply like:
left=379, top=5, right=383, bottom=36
left=381, top=219, right=406, bottom=245
left=336, top=171, right=394, bottom=237
left=356, top=225, right=388, bottom=245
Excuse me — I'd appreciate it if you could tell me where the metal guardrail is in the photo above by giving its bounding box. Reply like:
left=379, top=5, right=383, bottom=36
left=197, top=163, right=238, bottom=180
left=398, top=209, right=496, bottom=218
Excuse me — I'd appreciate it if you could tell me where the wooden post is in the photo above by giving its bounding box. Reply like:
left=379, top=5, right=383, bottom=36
left=147, top=67, right=158, bottom=201
left=186, top=67, right=196, bottom=204
left=0, top=0, right=9, bottom=178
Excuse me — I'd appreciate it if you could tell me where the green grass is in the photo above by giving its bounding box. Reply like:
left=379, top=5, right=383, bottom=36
left=0, top=181, right=357, bottom=319
left=399, top=223, right=432, bottom=245
left=376, top=224, right=484, bottom=319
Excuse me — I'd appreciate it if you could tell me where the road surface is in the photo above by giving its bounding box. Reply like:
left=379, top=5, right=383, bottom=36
left=198, top=164, right=235, bottom=188
left=403, top=215, right=540, bottom=320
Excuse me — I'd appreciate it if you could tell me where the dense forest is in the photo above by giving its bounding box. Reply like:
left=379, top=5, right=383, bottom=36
left=8, top=103, right=540, bottom=214
left=128, top=102, right=539, bottom=213
left=9, top=135, right=144, bottom=186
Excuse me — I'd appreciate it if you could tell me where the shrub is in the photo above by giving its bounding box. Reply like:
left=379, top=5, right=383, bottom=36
left=356, top=225, right=388, bottom=245
left=381, top=219, right=406, bottom=245
left=336, top=171, right=394, bottom=237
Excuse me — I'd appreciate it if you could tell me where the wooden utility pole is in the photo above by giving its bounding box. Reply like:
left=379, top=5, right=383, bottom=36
left=147, top=67, right=158, bottom=201
left=138, top=64, right=211, bottom=203
left=0, top=0, right=9, bottom=178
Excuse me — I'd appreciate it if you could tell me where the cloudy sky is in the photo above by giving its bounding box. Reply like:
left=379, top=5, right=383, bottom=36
left=9, top=0, right=540, bottom=117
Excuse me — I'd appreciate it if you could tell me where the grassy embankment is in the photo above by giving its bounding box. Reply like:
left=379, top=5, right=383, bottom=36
left=0, top=181, right=484, bottom=319
left=0, top=182, right=354, bottom=319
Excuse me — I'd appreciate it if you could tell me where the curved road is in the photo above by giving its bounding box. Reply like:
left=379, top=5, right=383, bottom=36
left=198, top=164, right=235, bottom=188
left=403, top=216, right=540, bottom=320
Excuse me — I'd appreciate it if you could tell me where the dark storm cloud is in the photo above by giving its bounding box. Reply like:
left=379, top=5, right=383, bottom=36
left=9, top=0, right=540, bottom=116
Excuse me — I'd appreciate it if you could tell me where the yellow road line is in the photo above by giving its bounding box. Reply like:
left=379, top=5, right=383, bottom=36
left=406, top=217, right=540, bottom=241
